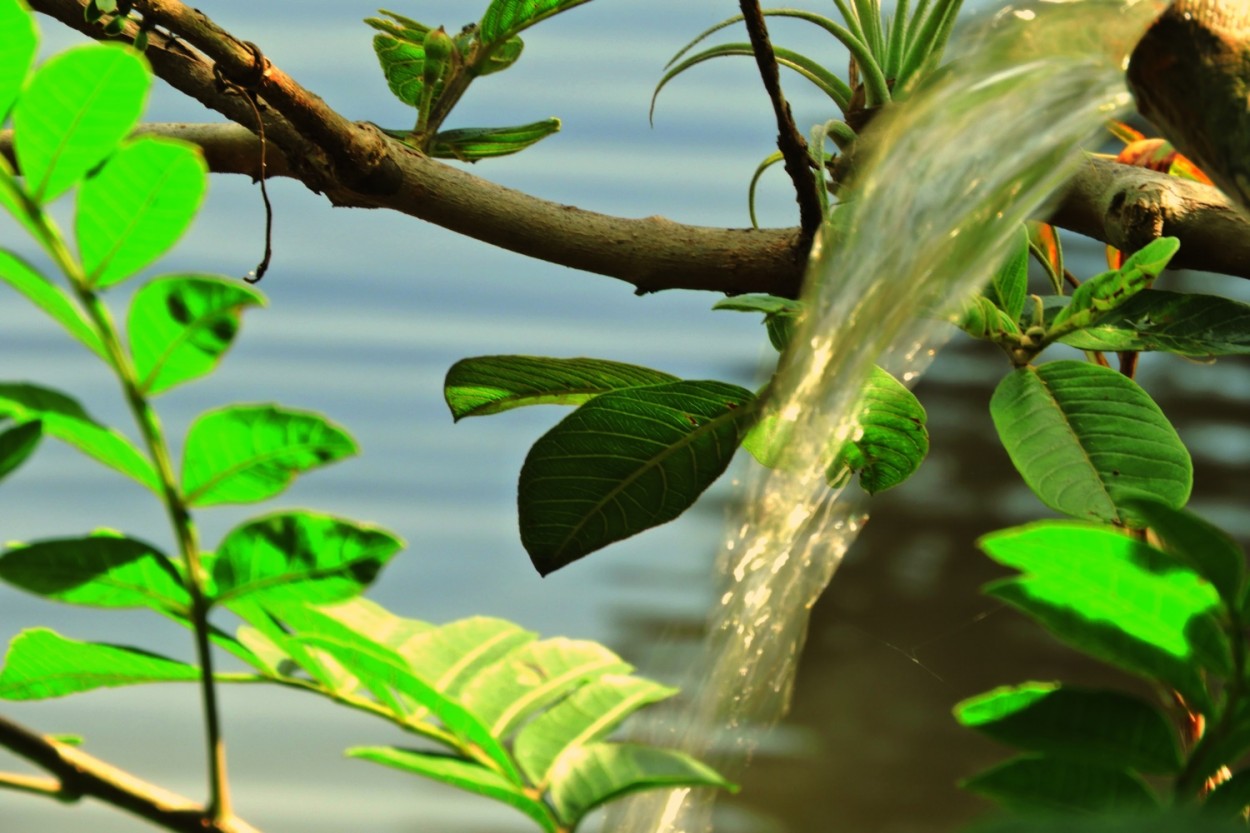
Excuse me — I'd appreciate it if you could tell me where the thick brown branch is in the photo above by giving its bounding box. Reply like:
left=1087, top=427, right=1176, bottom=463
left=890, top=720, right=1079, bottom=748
left=0, top=714, right=261, bottom=833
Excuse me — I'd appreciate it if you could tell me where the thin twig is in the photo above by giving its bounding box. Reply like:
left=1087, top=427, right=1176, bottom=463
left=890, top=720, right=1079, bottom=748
left=738, top=0, right=824, bottom=237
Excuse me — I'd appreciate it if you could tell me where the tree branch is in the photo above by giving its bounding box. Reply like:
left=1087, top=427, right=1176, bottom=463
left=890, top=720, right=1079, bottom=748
left=0, top=714, right=261, bottom=833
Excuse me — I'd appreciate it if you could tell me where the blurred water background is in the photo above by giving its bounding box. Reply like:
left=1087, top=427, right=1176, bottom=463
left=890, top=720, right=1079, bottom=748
left=2, top=2, right=1249, bottom=832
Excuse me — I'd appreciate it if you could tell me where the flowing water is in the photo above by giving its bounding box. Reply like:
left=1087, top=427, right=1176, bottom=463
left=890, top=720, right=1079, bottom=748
left=612, top=2, right=1168, bottom=830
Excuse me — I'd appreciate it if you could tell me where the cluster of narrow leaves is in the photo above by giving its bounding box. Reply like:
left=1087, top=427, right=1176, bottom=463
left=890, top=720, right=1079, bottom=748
left=955, top=499, right=1250, bottom=824
left=0, top=2, right=729, bottom=829
left=444, top=320, right=930, bottom=575
left=365, top=0, right=594, bottom=158
left=653, top=0, right=966, bottom=224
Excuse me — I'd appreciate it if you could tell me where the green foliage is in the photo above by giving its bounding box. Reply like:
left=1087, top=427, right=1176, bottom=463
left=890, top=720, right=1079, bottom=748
left=0, top=5, right=731, bottom=829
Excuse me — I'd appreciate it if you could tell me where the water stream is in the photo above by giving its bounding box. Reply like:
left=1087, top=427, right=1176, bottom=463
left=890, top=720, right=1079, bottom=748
left=612, top=1, right=1168, bottom=830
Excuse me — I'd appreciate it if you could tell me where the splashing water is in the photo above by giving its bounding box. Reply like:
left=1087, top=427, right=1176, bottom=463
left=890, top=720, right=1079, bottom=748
left=611, top=1, right=1167, bottom=831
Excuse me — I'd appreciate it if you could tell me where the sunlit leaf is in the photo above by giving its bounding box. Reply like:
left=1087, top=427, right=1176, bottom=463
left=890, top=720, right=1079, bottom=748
left=13, top=43, right=148, bottom=203
left=0, top=383, right=158, bottom=491
left=479, top=0, right=593, bottom=46
left=76, top=137, right=207, bottom=288
left=128, top=274, right=265, bottom=395
left=395, top=617, right=535, bottom=698
left=0, top=628, right=199, bottom=700
left=445, top=355, right=678, bottom=420
left=0, top=532, right=189, bottom=612
left=209, top=511, right=401, bottom=606
left=0, top=419, right=41, bottom=482
left=990, top=361, right=1191, bottom=523
left=430, top=119, right=560, bottom=161
left=0, top=0, right=38, bottom=121
left=955, top=682, right=1181, bottom=774
left=1118, top=497, right=1244, bottom=606
left=963, top=755, right=1157, bottom=814
left=547, top=743, right=734, bottom=826
left=348, top=748, right=557, bottom=833
left=514, top=674, right=676, bottom=786
left=0, top=250, right=105, bottom=359
left=518, top=380, right=754, bottom=574
left=979, top=521, right=1227, bottom=711
left=181, top=404, right=357, bottom=506
left=460, top=638, right=630, bottom=738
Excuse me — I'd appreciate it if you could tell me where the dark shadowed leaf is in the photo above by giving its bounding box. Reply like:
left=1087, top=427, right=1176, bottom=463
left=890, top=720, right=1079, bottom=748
left=963, top=755, right=1157, bottom=814
left=979, top=522, right=1227, bottom=711
left=181, top=404, right=357, bottom=506
left=1118, top=496, right=1244, bottom=606
left=547, top=742, right=734, bottom=826
left=209, top=511, right=401, bottom=606
left=348, top=748, right=557, bottom=833
left=128, top=274, right=265, bottom=395
left=445, top=355, right=678, bottom=420
left=955, top=682, right=1181, bottom=774
left=0, top=532, right=189, bottom=612
left=0, top=383, right=158, bottom=491
left=990, top=361, right=1191, bottom=523
left=13, top=44, right=148, bottom=203
left=0, top=628, right=200, bottom=700
left=0, top=419, right=41, bottom=482
left=518, top=380, right=754, bottom=574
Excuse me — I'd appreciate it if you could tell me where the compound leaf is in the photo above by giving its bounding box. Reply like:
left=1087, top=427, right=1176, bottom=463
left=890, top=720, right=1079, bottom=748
left=0, top=628, right=199, bottom=700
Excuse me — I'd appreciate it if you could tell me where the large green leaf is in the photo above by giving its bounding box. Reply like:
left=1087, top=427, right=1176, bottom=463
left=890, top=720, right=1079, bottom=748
left=479, top=0, right=593, bottom=46
left=0, top=419, right=41, bottom=482
left=514, top=674, right=676, bottom=787
left=0, top=628, right=200, bottom=700
left=0, top=250, right=105, bottom=359
left=518, top=380, right=754, bottom=574
left=990, top=361, right=1191, bottom=523
left=547, top=742, right=734, bottom=826
left=430, top=119, right=561, bottom=161
left=0, top=0, right=37, bottom=121
left=181, top=404, right=357, bottom=506
left=1061, top=290, right=1250, bottom=357
left=0, top=532, right=189, bottom=612
left=209, top=511, right=401, bottom=607
left=128, top=275, right=265, bottom=395
left=347, top=748, right=557, bottom=833
left=13, top=43, right=149, bottom=203
left=1049, top=238, right=1178, bottom=335
left=445, top=355, right=678, bottom=420
left=394, top=617, right=535, bottom=699
left=0, top=383, right=158, bottom=491
left=963, top=755, right=1157, bottom=815
left=460, top=638, right=631, bottom=738
left=979, top=522, right=1228, bottom=712
left=827, top=365, right=928, bottom=494
left=1118, top=497, right=1244, bottom=607
left=76, top=137, right=207, bottom=288
left=954, top=682, right=1181, bottom=774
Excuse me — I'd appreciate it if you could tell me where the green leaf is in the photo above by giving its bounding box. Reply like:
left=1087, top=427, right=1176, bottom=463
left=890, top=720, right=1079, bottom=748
left=1050, top=237, right=1178, bottom=334
left=128, top=274, right=265, bottom=395
left=969, top=811, right=1245, bottom=833
left=76, top=137, right=207, bottom=288
left=0, top=419, right=41, bottom=482
left=0, top=250, right=106, bottom=359
left=1118, top=497, right=1244, bottom=607
left=209, top=511, right=401, bottom=606
left=1060, top=290, right=1250, bottom=357
left=13, top=43, right=149, bottom=203
left=181, top=404, right=357, bottom=506
left=519, top=380, right=754, bottom=574
left=979, top=521, right=1228, bottom=712
left=460, top=638, right=631, bottom=738
left=0, top=628, right=199, bottom=700
left=1204, top=767, right=1250, bottom=819
left=0, top=0, right=38, bottom=121
left=348, top=748, right=557, bottom=833
left=395, top=617, right=535, bottom=699
left=954, top=682, right=1181, bottom=774
left=479, top=0, right=593, bottom=46
left=430, top=118, right=561, bottom=161
left=990, top=361, right=1191, bottom=523
left=713, top=294, right=803, bottom=352
left=547, top=743, right=734, bottom=826
left=988, top=224, right=1029, bottom=322
left=0, top=383, right=158, bottom=491
left=370, top=31, right=448, bottom=110
left=0, top=532, right=189, bottom=612
left=514, top=674, right=676, bottom=787
left=963, top=755, right=1157, bottom=814
left=444, top=355, right=679, bottom=420
left=828, top=365, right=928, bottom=494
